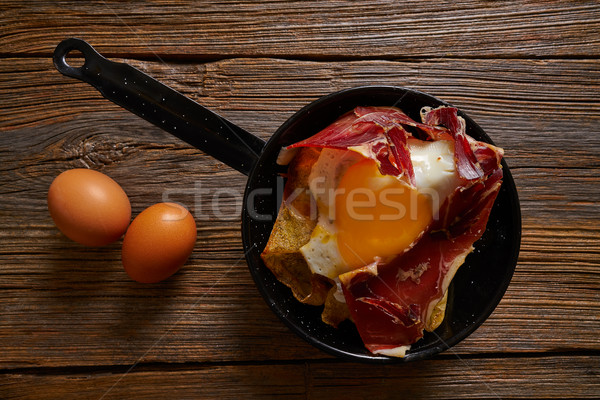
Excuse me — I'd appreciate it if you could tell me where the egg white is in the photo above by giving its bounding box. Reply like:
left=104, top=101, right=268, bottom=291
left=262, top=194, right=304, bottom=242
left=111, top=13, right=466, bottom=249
left=301, top=148, right=362, bottom=279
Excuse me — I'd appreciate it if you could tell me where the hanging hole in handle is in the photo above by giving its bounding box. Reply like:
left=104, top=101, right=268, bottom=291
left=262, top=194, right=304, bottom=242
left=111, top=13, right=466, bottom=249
left=64, top=49, right=85, bottom=68
left=54, top=38, right=101, bottom=80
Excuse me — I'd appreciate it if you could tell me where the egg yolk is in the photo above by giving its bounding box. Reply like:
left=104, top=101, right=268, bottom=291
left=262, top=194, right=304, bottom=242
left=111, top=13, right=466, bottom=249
left=335, top=158, right=433, bottom=268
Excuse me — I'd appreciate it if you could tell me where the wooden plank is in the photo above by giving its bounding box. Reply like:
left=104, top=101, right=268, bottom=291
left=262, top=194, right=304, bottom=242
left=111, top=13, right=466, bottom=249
left=307, top=356, right=600, bottom=399
left=0, top=107, right=598, bottom=367
left=515, top=168, right=600, bottom=223
left=1, top=57, right=599, bottom=168
left=1, top=1, right=599, bottom=58
left=1, top=356, right=598, bottom=399
left=2, top=364, right=307, bottom=400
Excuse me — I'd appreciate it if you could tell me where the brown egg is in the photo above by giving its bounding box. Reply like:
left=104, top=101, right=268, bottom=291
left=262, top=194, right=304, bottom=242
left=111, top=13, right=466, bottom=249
left=48, top=169, right=131, bottom=246
left=122, top=202, right=197, bottom=283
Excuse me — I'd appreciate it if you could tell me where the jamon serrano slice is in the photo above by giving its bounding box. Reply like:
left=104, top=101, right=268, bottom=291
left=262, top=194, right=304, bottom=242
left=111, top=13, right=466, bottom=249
left=286, top=107, right=449, bottom=188
left=339, top=164, right=503, bottom=356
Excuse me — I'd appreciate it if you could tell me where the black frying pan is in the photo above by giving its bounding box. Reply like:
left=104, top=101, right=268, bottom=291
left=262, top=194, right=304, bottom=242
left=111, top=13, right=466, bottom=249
left=54, top=38, right=521, bottom=363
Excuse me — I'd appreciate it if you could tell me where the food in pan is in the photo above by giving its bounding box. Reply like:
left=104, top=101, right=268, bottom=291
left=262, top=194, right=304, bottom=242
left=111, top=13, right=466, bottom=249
left=261, top=105, right=504, bottom=357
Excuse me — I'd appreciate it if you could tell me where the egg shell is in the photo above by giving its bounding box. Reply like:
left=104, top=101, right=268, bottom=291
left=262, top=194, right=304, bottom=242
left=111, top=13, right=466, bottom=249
left=122, top=202, right=197, bottom=283
left=47, top=168, right=131, bottom=246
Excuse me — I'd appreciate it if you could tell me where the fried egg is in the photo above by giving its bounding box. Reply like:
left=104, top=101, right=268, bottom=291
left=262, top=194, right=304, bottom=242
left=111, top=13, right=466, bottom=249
left=300, top=137, right=461, bottom=280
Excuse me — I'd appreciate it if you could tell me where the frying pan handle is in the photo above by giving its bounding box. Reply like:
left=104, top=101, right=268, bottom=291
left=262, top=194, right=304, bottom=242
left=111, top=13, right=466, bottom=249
left=53, top=38, right=265, bottom=176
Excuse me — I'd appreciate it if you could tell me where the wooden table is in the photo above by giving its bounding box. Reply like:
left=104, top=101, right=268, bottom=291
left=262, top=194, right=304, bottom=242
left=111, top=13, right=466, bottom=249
left=1, top=1, right=599, bottom=398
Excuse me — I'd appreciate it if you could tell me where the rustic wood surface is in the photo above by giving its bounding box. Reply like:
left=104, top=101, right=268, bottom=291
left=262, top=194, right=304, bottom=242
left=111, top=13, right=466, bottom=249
left=1, top=1, right=599, bottom=399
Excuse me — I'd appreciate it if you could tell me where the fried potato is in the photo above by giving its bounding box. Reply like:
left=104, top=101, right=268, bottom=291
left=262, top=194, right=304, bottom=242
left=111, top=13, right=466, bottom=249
left=261, top=148, right=332, bottom=306
left=283, top=147, right=320, bottom=219
left=425, top=291, right=448, bottom=332
left=322, top=285, right=351, bottom=327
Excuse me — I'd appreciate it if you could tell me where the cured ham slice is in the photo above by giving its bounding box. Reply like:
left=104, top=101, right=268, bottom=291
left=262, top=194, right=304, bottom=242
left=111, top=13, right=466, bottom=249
left=339, top=167, right=502, bottom=355
left=286, top=107, right=450, bottom=188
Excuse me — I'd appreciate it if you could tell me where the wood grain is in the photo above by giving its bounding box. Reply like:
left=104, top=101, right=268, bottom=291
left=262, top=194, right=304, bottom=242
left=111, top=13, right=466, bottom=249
left=2, top=356, right=598, bottom=399
left=1, top=1, right=599, bottom=58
